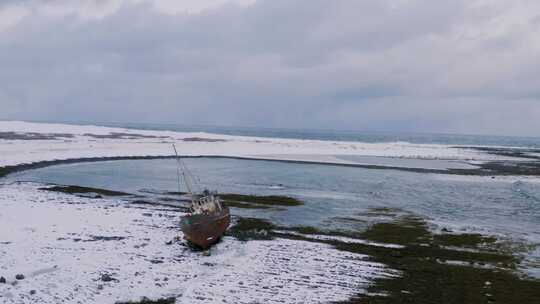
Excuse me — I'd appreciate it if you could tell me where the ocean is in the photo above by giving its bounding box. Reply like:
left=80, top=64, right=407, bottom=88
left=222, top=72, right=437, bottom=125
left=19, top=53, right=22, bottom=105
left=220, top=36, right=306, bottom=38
left=95, top=122, right=540, bottom=148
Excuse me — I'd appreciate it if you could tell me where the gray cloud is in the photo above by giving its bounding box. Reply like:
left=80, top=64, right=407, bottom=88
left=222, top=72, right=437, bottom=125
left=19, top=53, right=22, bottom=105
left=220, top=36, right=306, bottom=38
left=0, top=0, right=539, bottom=136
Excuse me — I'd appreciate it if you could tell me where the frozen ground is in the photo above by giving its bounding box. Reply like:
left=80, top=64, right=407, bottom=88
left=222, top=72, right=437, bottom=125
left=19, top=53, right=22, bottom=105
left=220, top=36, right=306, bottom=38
left=0, top=121, right=524, bottom=169
left=0, top=182, right=397, bottom=304
left=0, top=121, right=537, bottom=303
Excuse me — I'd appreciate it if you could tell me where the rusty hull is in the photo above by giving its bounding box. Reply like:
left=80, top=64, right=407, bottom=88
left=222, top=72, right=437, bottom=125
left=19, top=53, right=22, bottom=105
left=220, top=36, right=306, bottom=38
left=180, top=207, right=230, bottom=249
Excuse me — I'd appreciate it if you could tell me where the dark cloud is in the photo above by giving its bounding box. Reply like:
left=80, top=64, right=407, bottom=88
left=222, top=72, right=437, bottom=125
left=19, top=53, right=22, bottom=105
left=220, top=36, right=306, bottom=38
left=0, top=0, right=539, bottom=136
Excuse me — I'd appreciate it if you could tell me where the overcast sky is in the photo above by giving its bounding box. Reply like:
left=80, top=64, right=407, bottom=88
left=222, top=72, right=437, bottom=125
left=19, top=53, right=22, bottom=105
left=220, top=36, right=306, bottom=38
left=1, top=0, right=539, bottom=136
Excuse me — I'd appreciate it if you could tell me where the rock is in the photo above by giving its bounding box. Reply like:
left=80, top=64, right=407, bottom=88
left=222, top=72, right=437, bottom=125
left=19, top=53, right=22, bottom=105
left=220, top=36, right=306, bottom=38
left=165, top=240, right=173, bottom=245
left=97, top=284, right=104, bottom=290
left=150, top=259, right=164, bottom=264
left=15, top=274, right=25, bottom=280
left=100, top=274, right=117, bottom=282
left=30, top=290, right=36, bottom=295
left=0, top=276, right=6, bottom=284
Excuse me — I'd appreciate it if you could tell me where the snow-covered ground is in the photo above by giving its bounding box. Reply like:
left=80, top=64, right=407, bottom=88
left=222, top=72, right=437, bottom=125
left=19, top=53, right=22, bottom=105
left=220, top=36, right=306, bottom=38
left=0, top=121, right=523, bottom=170
left=0, top=121, right=535, bottom=303
left=0, top=182, right=397, bottom=304
left=0, top=121, right=406, bottom=303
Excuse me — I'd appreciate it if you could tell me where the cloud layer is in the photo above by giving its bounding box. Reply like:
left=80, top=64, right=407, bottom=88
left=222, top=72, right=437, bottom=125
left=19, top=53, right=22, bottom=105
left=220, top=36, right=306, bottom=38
left=1, top=0, right=539, bottom=136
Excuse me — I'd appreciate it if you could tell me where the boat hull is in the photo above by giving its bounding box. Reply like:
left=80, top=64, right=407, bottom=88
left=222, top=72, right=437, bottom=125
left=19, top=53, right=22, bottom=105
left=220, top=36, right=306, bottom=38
left=180, top=207, right=230, bottom=249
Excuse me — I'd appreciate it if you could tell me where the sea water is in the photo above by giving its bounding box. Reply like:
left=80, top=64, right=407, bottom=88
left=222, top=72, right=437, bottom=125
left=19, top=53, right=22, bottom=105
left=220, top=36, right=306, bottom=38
left=69, top=121, right=540, bottom=148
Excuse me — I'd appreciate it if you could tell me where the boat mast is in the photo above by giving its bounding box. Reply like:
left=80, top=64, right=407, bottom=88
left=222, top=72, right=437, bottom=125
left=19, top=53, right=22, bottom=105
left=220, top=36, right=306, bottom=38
left=172, top=144, right=196, bottom=201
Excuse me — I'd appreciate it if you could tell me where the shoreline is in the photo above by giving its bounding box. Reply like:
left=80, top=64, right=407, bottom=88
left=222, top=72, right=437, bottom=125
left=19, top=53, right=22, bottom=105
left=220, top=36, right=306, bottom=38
left=1, top=120, right=539, bottom=179
left=3, top=154, right=540, bottom=183
left=0, top=121, right=532, bottom=167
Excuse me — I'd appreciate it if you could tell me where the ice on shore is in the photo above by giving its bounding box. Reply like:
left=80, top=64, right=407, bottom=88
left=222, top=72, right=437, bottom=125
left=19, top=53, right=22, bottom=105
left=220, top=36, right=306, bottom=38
left=0, top=121, right=524, bottom=169
left=0, top=182, right=397, bottom=304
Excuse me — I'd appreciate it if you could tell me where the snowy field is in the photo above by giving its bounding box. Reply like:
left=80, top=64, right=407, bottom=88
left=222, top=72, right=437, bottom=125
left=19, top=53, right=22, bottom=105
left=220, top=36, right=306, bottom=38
left=0, top=121, right=523, bottom=170
left=0, top=182, right=397, bottom=303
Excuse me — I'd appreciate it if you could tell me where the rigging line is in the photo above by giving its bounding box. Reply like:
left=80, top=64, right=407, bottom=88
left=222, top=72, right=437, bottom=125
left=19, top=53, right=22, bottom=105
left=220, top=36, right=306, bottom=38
left=181, top=155, right=199, bottom=193
left=172, top=143, right=201, bottom=197
left=172, top=144, right=192, bottom=196
left=172, top=145, right=182, bottom=195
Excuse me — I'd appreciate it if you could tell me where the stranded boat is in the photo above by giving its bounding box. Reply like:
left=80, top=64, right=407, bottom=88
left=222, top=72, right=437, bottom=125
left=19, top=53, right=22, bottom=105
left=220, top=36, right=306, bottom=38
left=173, top=145, right=230, bottom=249
left=180, top=190, right=230, bottom=248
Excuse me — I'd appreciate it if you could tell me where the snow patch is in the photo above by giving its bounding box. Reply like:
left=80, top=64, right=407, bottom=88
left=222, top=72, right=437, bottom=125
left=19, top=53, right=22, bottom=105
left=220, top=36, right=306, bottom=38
left=274, top=230, right=405, bottom=249
left=0, top=182, right=397, bottom=303
left=0, top=121, right=522, bottom=169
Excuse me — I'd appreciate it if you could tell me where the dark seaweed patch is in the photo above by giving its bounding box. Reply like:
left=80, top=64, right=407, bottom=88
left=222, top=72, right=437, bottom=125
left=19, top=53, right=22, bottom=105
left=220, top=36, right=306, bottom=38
left=182, top=137, right=226, bottom=142
left=220, top=193, right=303, bottom=207
left=459, top=146, right=540, bottom=160
left=84, top=235, right=127, bottom=242
left=39, top=185, right=131, bottom=197
left=451, top=161, right=540, bottom=176
left=433, top=233, right=497, bottom=248
left=358, top=207, right=404, bottom=218
left=246, top=207, right=539, bottom=304
left=0, top=132, right=74, bottom=140
left=83, top=132, right=168, bottom=140
left=226, top=217, right=275, bottom=241
left=115, top=297, right=175, bottom=304
left=222, top=201, right=274, bottom=209
left=162, top=191, right=187, bottom=196
left=328, top=210, right=540, bottom=304
left=359, top=216, right=432, bottom=246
